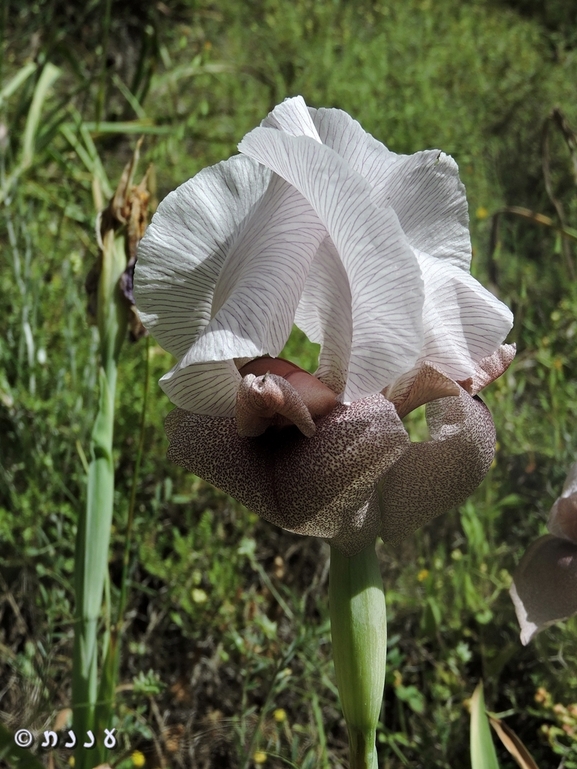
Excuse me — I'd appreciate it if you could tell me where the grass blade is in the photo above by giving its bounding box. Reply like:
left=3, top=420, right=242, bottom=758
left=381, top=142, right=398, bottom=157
left=21, top=63, right=60, bottom=169
left=0, top=62, right=36, bottom=109
left=470, top=681, right=500, bottom=769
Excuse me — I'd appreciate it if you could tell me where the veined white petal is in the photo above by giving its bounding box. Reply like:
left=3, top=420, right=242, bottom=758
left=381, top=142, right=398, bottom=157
left=262, top=95, right=322, bottom=141
left=134, top=155, right=271, bottom=358
left=370, top=150, right=471, bottom=271
left=160, top=359, right=241, bottom=416
left=239, top=128, right=424, bottom=401
left=183, top=173, right=327, bottom=362
left=308, top=106, right=398, bottom=186
left=415, top=249, right=514, bottom=381
left=294, top=236, right=352, bottom=394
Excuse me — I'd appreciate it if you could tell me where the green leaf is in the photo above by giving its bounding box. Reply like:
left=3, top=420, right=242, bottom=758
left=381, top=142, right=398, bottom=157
left=21, top=63, right=61, bottom=169
left=0, top=62, right=37, bottom=109
left=470, top=681, right=500, bottom=769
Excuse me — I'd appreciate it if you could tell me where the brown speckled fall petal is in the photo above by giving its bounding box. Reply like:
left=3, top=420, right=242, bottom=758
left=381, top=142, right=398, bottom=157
left=273, top=393, right=410, bottom=552
left=165, top=393, right=410, bottom=556
left=509, top=535, right=577, bottom=645
left=378, top=389, right=496, bottom=544
left=165, top=408, right=278, bottom=517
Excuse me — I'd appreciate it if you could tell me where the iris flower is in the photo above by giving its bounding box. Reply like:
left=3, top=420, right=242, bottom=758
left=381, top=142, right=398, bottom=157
left=134, top=96, right=513, bottom=556
left=510, top=461, right=577, bottom=644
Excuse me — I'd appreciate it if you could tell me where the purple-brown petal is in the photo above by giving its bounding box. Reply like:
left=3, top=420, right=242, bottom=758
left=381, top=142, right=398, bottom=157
left=165, top=408, right=278, bottom=517
left=384, top=361, right=461, bottom=419
left=378, top=389, right=496, bottom=544
left=547, top=461, right=577, bottom=543
left=235, top=373, right=317, bottom=438
left=273, top=393, right=410, bottom=552
left=165, top=393, right=410, bottom=556
left=509, top=535, right=577, bottom=645
left=548, top=495, right=577, bottom=543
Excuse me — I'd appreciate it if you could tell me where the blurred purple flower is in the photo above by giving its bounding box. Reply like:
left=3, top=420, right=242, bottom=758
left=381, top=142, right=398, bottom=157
left=510, top=461, right=577, bottom=644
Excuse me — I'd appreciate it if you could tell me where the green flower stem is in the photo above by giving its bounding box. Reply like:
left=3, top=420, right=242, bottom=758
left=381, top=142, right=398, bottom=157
left=72, top=228, right=128, bottom=769
left=329, top=541, right=387, bottom=769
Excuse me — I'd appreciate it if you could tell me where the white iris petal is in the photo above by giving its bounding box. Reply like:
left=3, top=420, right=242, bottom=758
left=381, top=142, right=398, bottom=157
left=262, top=94, right=322, bottom=141
left=161, top=359, right=241, bottom=416
left=238, top=126, right=424, bottom=402
left=134, top=155, right=271, bottom=359
left=294, top=236, right=353, bottom=394
left=416, top=249, right=514, bottom=380
left=369, top=150, right=471, bottom=270
left=135, top=95, right=513, bottom=417
left=183, top=172, right=326, bottom=363
left=308, top=106, right=398, bottom=185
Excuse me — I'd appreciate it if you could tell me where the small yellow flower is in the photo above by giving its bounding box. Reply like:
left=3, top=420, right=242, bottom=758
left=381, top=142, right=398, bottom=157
left=273, top=708, right=287, bottom=723
left=417, top=569, right=429, bottom=582
left=68, top=758, right=75, bottom=767
left=253, top=750, right=267, bottom=764
left=132, top=750, right=146, bottom=767
left=535, top=687, right=550, bottom=705
left=191, top=588, right=208, bottom=604
left=476, top=206, right=489, bottom=220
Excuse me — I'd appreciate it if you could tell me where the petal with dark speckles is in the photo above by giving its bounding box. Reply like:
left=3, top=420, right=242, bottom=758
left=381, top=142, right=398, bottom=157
left=378, top=389, right=496, bottom=544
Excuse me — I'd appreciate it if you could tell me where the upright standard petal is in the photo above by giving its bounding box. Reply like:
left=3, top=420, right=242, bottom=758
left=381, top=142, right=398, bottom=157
left=182, top=172, right=327, bottom=363
left=134, top=155, right=271, bottom=359
left=378, top=390, right=496, bottom=544
left=308, top=106, right=398, bottom=186
left=294, top=237, right=353, bottom=394
left=262, top=95, right=322, bottom=141
left=412, top=250, right=514, bottom=382
left=239, top=127, right=424, bottom=402
left=370, top=150, right=472, bottom=271
left=510, top=535, right=577, bottom=645
left=308, top=109, right=471, bottom=271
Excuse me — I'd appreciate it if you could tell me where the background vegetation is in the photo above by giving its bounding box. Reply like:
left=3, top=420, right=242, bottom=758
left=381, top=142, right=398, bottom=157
left=1, top=0, right=577, bottom=766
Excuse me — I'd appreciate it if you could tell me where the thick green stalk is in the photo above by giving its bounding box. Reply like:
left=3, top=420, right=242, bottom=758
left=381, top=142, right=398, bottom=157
left=329, top=542, right=387, bottom=769
left=72, top=230, right=128, bottom=769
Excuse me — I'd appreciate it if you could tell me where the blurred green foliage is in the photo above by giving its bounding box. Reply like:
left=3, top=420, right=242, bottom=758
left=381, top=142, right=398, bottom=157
left=1, top=0, right=577, bottom=767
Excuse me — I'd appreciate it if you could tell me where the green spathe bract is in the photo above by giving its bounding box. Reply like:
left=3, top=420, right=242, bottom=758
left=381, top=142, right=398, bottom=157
left=329, top=543, right=386, bottom=769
